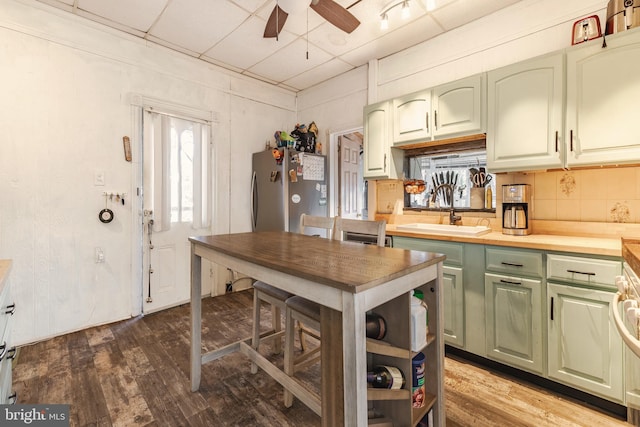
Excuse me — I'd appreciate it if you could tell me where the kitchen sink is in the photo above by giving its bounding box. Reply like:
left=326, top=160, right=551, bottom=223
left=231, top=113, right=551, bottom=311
left=396, top=223, right=492, bottom=237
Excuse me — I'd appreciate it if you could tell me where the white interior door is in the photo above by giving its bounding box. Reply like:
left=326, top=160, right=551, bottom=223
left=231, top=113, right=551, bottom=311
left=339, top=132, right=363, bottom=219
left=142, top=111, right=213, bottom=313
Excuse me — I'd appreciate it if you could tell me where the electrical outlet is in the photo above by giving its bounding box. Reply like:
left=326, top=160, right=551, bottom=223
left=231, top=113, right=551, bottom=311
left=95, top=247, right=105, bottom=263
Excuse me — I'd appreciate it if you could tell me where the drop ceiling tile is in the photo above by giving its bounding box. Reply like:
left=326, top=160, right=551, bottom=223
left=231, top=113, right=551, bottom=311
left=339, top=13, right=443, bottom=67
left=77, top=0, right=168, bottom=32
left=282, top=57, right=354, bottom=90
left=229, top=0, right=271, bottom=14
left=248, top=38, right=333, bottom=83
left=150, top=0, right=249, bottom=53
left=431, top=0, right=521, bottom=30
left=43, top=0, right=75, bottom=6
left=202, top=16, right=296, bottom=70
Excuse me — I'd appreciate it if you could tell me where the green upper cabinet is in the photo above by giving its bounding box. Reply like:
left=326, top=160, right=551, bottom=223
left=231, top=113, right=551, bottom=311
left=363, top=100, right=402, bottom=179
left=392, top=89, right=432, bottom=144
left=487, top=29, right=640, bottom=173
left=390, top=74, right=485, bottom=147
left=565, top=30, right=640, bottom=167
left=432, top=75, right=484, bottom=140
left=486, top=53, right=564, bottom=173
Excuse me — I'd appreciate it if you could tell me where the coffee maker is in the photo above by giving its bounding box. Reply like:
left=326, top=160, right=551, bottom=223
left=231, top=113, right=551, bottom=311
left=502, top=184, right=531, bottom=235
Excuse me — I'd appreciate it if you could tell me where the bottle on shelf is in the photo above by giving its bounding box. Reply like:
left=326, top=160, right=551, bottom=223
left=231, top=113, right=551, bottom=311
left=412, top=352, right=426, bottom=408
left=411, top=291, right=427, bottom=351
left=413, top=289, right=429, bottom=334
left=367, top=365, right=406, bottom=390
left=366, top=312, right=387, bottom=340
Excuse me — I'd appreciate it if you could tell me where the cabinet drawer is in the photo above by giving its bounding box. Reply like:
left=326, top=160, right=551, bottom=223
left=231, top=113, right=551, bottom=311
left=485, top=247, right=543, bottom=278
left=547, top=254, right=621, bottom=289
left=393, top=237, right=463, bottom=266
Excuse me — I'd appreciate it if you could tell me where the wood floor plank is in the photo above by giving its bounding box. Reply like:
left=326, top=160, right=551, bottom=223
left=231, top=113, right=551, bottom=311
left=11, top=289, right=629, bottom=427
left=92, top=341, right=154, bottom=426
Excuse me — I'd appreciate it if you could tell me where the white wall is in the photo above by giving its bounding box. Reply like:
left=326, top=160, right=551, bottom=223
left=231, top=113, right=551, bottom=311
left=0, top=0, right=296, bottom=345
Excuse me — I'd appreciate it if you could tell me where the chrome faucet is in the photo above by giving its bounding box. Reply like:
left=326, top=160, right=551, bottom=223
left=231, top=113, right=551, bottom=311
left=431, top=184, right=461, bottom=225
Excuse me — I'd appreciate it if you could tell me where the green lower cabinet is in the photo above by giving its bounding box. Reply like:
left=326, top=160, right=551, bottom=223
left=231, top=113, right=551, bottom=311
left=484, top=272, right=544, bottom=375
left=547, top=282, right=624, bottom=402
left=443, top=266, right=464, bottom=347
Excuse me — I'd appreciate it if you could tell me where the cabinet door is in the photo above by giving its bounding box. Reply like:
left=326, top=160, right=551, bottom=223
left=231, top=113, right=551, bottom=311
left=547, top=283, right=623, bottom=402
left=364, top=101, right=391, bottom=178
left=392, top=90, right=431, bottom=145
left=566, top=32, right=640, bottom=167
left=487, top=54, right=564, bottom=172
left=432, top=75, right=484, bottom=139
left=485, top=273, right=543, bottom=374
left=443, top=266, right=464, bottom=348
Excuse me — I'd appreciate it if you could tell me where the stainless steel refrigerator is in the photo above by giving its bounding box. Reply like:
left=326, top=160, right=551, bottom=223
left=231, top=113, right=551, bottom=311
left=251, top=148, right=328, bottom=235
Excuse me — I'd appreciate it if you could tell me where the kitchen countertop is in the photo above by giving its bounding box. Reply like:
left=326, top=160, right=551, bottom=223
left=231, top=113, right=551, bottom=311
left=386, top=225, right=622, bottom=257
left=622, top=238, right=640, bottom=272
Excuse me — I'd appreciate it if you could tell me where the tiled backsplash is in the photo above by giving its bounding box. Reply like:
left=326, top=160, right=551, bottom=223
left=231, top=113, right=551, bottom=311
left=499, top=167, right=640, bottom=223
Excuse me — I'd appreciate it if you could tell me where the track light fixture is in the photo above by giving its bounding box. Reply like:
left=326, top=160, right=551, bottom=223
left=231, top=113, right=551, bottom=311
left=380, top=0, right=411, bottom=30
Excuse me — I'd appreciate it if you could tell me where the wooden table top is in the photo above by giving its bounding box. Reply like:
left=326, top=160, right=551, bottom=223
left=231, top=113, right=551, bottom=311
left=190, top=231, right=445, bottom=293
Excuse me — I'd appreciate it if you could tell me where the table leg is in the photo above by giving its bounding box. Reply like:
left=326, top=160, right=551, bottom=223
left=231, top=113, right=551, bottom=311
left=190, top=244, right=202, bottom=392
left=320, top=305, right=343, bottom=426
left=341, top=294, right=367, bottom=426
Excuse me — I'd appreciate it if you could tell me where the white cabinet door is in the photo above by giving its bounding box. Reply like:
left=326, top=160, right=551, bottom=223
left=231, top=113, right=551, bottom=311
left=443, top=266, right=464, bottom=348
left=547, top=283, right=624, bottom=402
left=487, top=54, right=564, bottom=173
left=364, top=101, right=398, bottom=179
left=566, top=32, right=640, bottom=167
left=485, top=273, right=543, bottom=375
left=433, top=75, right=484, bottom=139
left=392, top=90, right=431, bottom=145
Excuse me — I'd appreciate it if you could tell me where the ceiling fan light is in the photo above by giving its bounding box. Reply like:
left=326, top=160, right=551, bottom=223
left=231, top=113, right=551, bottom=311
left=401, top=1, right=411, bottom=19
left=380, top=13, right=389, bottom=30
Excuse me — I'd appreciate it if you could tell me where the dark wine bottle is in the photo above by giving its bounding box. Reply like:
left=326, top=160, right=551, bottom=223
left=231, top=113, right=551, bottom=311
left=366, top=312, right=387, bottom=340
left=366, top=365, right=405, bottom=389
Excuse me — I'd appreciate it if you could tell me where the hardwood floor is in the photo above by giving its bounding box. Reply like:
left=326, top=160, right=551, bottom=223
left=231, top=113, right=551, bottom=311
left=12, top=289, right=628, bottom=426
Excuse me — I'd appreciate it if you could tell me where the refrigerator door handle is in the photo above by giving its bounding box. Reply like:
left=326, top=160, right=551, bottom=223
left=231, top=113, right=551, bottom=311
left=250, top=171, right=257, bottom=231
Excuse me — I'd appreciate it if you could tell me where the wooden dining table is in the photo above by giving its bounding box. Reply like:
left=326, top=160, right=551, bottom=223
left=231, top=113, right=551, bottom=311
left=189, top=231, right=445, bottom=426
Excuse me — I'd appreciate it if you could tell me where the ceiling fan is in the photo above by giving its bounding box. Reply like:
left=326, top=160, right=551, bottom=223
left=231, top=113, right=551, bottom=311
left=264, top=0, right=361, bottom=38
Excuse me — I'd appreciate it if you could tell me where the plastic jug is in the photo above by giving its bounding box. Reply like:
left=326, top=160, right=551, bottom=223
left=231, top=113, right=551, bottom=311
left=411, top=291, right=427, bottom=351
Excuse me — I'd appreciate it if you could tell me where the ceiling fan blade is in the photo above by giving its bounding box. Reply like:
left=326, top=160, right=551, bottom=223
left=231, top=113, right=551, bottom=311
left=264, top=5, right=289, bottom=38
left=310, top=0, right=360, bottom=34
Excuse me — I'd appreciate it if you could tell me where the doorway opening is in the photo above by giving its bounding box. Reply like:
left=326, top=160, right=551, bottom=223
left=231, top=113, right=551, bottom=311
left=330, top=128, right=366, bottom=220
